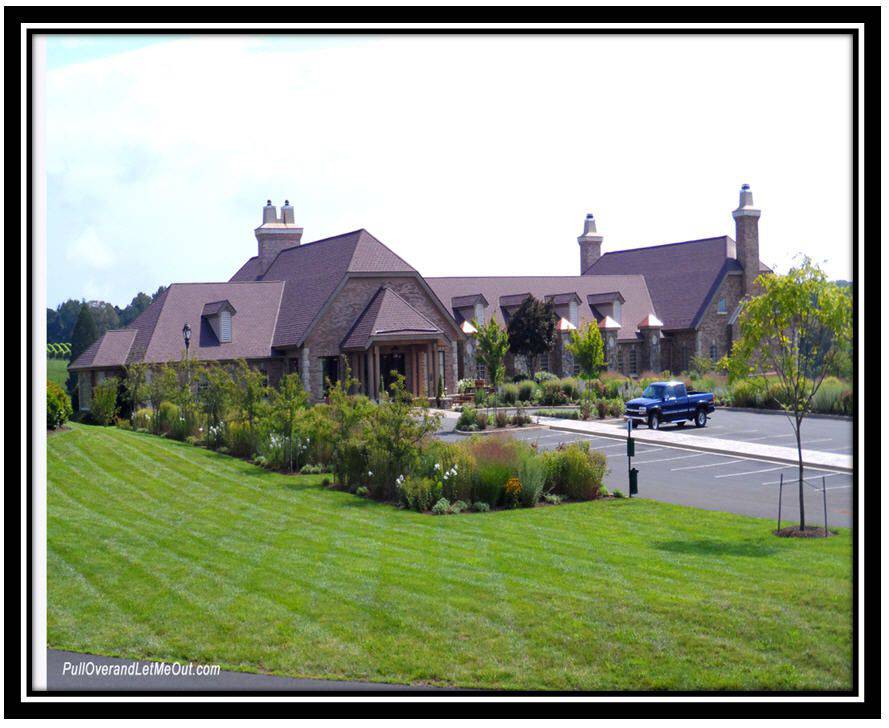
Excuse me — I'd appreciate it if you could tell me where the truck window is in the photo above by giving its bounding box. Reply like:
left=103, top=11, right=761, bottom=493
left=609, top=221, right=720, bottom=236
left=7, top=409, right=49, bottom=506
left=675, top=383, right=687, bottom=397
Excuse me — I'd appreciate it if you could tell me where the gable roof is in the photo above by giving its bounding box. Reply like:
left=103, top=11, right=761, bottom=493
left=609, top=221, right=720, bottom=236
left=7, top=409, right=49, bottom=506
left=426, top=275, right=655, bottom=342
left=584, top=236, right=740, bottom=331
left=230, top=229, right=418, bottom=348
left=341, top=286, right=442, bottom=351
left=72, top=281, right=285, bottom=369
left=69, top=329, right=137, bottom=370
left=201, top=299, right=237, bottom=317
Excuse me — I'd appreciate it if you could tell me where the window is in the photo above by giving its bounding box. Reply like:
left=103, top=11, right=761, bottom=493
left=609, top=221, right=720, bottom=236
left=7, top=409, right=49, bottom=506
left=476, top=360, right=487, bottom=382
left=709, top=342, right=718, bottom=362
left=321, top=356, right=340, bottom=394
left=628, top=346, right=638, bottom=376
left=219, top=310, right=232, bottom=342
left=717, top=298, right=727, bottom=315
left=613, top=300, right=622, bottom=323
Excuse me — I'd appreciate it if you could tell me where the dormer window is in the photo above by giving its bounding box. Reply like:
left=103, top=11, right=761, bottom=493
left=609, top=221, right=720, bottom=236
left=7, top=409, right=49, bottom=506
left=717, top=297, right=727, bottom=314
left=201, top=300, right=237, bottom=344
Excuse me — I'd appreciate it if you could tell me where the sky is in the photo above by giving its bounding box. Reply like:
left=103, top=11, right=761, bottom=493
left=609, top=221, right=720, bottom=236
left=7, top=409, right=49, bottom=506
left=42, top=33, right=853, bottom=309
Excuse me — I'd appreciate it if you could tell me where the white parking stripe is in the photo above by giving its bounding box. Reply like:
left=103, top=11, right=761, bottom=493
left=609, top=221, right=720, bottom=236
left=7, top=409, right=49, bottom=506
left=671, top=459, right=745, bottom=471
left=714, top=465, right=788, bottom=479
left=761, top=472, right=844, bottom=485
left=744, top=434, right=796, bottom=442
left=633, top=453, right=704, bottom=464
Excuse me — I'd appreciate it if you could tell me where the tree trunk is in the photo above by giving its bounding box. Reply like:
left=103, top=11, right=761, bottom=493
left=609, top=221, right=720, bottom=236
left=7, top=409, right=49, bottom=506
left=796, top=419, right=805, bottom=530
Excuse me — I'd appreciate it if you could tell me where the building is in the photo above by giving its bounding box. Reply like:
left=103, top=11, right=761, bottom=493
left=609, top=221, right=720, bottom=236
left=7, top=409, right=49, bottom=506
left=70, top=185, right=770, bottom=406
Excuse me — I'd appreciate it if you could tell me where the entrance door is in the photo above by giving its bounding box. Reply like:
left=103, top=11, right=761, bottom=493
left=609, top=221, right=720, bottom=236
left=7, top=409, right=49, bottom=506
left=380, top=352, right=406, bottom=394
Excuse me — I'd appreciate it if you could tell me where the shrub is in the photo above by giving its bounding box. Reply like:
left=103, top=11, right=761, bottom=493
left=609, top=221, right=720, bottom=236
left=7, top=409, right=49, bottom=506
left=132, top=407, right=153, bottom=431
left=472, top=501, right=490, bottom=513
left=504, top=477, right=522, bottom=508
left=516, top=452, right=546, bottom=507
left=612, top=489, right=625, bottom=499
left=494, top=410, right=509, bottom=429
left=355, top=486, right=369, bottom=497
left=812, top=377, right=851, bottom=415
left=475, top=411, right=488, bottom=430
left=543, top=492, right=563, bottom=505
left=90, top=377, right=119, bottom=426
left=157, top=400, right=180, bottom=435
left=601, top=374, right=630, bottom=399
left=539, top=379, right=567, bottom=406
left=115, top=417, right=132, bottom=431
left=499, top=383, right=519, bottom=405
left=225, top=420, right=257, bottom=458
left=608, top=398, right=625, bottom=418
left=431, top=498, right=451, bottom=515
left=533, top=408, right=579, bottom=419
left=511, top=407, right=532, bottom=426
left=466, top=435, right=524, bottom=506
left=560, top=377, right=581, bottom=401
left=544, top=441, right=608, bottom=500
left=47, top=380, right=73, bottom=430
left=457, top=378, right=475, bottom=393
left=517, top=379, right=537, bottom=403
left=579, top=399, right=592, bottom=421
left=596, top=399, right=608, bottom=419
left=474, top=389, right=486, bottom=406
left=456, top=406, right=478, bottom=431
left=730, top=379, right=762, bottom=408
left=256, top=431, right=288, bottom=470
left=421, top=441, right=475, bottom=503
left=449, top=500, right=468, bottom=514
left=399, top=476, right=440, bottom=512
left=534, top=371, right=558, bottom=383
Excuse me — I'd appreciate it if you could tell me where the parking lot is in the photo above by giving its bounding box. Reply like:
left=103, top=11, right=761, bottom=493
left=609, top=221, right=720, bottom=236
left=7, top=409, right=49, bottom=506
left=438, top=416, right=854, bottom=527
left=589, top=408, right=854, bottom=454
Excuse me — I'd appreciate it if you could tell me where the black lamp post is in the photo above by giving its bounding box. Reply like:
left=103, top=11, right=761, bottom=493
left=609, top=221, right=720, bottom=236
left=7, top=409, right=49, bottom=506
left=182, top=322, right=192, bottom=357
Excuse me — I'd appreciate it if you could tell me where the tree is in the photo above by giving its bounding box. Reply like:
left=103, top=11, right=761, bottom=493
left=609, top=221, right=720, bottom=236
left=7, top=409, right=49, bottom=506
left=231, top=359, right=270, bottom=428
left=325, top=359, right=374, bottom=489
left=196, top=362, right=234, bottom=447
left=146, top=363, right=179, bottom=433
left=506, top=297, right=557, bottom=378
left=729, top=257, right=852, bottom=531
left=269, top=372, right=309, bottom=472
left=566, top=322, right=605, bottom=405
left=123, top=362, right=148, bottom=411
left=67, top=303, right=99, bottom=400
left=473, top=317, right=509, bottom=388
left=90, top=376, right=120, bottom=426
left=367, top=373, right=443, bottom=500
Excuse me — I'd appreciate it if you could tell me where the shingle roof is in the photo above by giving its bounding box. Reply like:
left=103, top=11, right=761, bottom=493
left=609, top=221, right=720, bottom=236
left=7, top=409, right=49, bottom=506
left=69, top=330, right=137, bottom=370
left=426, top=275, right=655, bottom=342
left=451, top=293, right=489, bottom=308
left=201, top=299, right=237, bottom=317
left=499, top=293, right=532, bottom=308
left=583, top=236, right=767, bottom=331
left=231, top=229, right=417, bottom=348
left=341, top=285, right=442, bottom=351
left=545, top=292, right=582, bottom=305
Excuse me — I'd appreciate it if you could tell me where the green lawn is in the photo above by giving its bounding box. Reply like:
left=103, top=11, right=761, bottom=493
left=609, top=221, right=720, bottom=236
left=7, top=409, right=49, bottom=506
left=47, top=424, right=853, bottom=691
left=47, top=357, right=68, bottom=388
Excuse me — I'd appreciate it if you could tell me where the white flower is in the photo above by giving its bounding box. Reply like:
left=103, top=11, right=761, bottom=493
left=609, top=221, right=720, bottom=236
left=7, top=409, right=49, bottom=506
left=368, top=470, right=373, bottom=477
left=434, top=463, right=441, bottom=471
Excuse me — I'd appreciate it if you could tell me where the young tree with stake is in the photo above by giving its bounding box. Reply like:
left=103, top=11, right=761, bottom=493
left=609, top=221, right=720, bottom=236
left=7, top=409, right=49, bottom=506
left=729, top=257, right=851, bottom=532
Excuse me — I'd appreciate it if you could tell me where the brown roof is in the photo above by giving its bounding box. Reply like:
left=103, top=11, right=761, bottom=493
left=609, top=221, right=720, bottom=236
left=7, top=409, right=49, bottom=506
left=69, top=330, right=137, bottom=370
left=341, top=286, right=442, bottom=351
left=231, top=229, right=417, bottom=348
left=425, top=275, right=656, bottom=342
left=201, top=300, right=237, bottom=317
left=584, top=236, right=761, bottom=331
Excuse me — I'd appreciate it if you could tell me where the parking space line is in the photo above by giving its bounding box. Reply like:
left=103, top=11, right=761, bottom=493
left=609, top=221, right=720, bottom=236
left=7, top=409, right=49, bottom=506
left=761, top=472, right=844, bottom=485
left=714, top=465, right=788, bottom=479
left=671, top=459, right=745, bottom=471
left=633, top=453, right=704, bottom=464
left=744, top=434, right=796, bottom=442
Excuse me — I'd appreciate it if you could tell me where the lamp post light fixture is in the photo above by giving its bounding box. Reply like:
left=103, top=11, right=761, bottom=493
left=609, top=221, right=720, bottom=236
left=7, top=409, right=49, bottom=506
left=183, top=322, right=192, bottom=357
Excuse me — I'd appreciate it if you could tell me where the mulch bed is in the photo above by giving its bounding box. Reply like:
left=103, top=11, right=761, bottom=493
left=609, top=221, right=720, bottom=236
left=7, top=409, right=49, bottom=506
left=774, top=526, right=834, bottom=538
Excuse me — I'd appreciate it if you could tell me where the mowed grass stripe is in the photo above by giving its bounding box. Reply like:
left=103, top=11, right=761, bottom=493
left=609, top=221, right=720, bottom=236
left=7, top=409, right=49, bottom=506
left=47, top=425, right=852, bottom=690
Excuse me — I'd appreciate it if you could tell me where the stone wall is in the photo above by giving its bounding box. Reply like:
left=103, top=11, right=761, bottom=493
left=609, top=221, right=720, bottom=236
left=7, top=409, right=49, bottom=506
left=695, top=272, right=743, bottom=365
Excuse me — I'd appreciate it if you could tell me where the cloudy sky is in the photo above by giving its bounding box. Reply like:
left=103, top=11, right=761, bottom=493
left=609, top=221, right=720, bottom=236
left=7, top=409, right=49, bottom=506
left=41, top=33, right=853, bottom=308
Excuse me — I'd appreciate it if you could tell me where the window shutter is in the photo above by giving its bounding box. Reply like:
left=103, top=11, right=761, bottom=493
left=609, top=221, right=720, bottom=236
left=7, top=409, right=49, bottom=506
left=220, top=311, right=232, bottom=342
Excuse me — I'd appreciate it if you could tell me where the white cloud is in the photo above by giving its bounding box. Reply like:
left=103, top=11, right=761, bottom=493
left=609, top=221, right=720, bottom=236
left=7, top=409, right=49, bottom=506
left=65, top=227, right=115, bottom=270
left=44, top=34, right=854, bottom=306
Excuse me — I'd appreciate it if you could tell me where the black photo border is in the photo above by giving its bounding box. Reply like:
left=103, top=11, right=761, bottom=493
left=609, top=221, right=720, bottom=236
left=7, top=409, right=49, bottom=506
left=7, top=5, right=879, bottom=719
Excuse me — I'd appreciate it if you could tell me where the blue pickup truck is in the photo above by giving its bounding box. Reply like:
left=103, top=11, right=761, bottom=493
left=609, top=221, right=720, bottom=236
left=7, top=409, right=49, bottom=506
left=624, top=381, right=715, bottom=430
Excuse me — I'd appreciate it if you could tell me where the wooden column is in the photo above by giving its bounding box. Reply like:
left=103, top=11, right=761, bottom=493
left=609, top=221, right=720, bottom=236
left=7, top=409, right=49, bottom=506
left=430, top=342, right=438, bottom=400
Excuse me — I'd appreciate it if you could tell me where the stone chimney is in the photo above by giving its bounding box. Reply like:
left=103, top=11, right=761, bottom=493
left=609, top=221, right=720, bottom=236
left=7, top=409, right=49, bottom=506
left=578, top=213, right=604, bottom=274
left=732, top=184, right=761, bottom=295
left=255, top=199, right=303, bottom=276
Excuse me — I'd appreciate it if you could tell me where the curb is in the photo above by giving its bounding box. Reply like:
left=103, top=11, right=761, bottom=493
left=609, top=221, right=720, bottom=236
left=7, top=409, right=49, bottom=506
left=716, top=406, right=853, bottom=422
left=546, top=423, right=853, bottom=474
left=452, top=425, right=547, bottom=437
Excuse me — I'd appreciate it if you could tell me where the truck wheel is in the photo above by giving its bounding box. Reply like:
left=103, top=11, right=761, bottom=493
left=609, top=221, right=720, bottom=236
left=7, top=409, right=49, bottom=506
left=694, top=409, right=707, bottom=428
left=648, top=412, right=660, bottom=430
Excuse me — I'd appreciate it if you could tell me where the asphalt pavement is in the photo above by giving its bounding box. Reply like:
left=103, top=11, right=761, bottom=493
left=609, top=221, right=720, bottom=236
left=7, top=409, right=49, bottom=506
left=437, top=408, right=854, bottom=527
